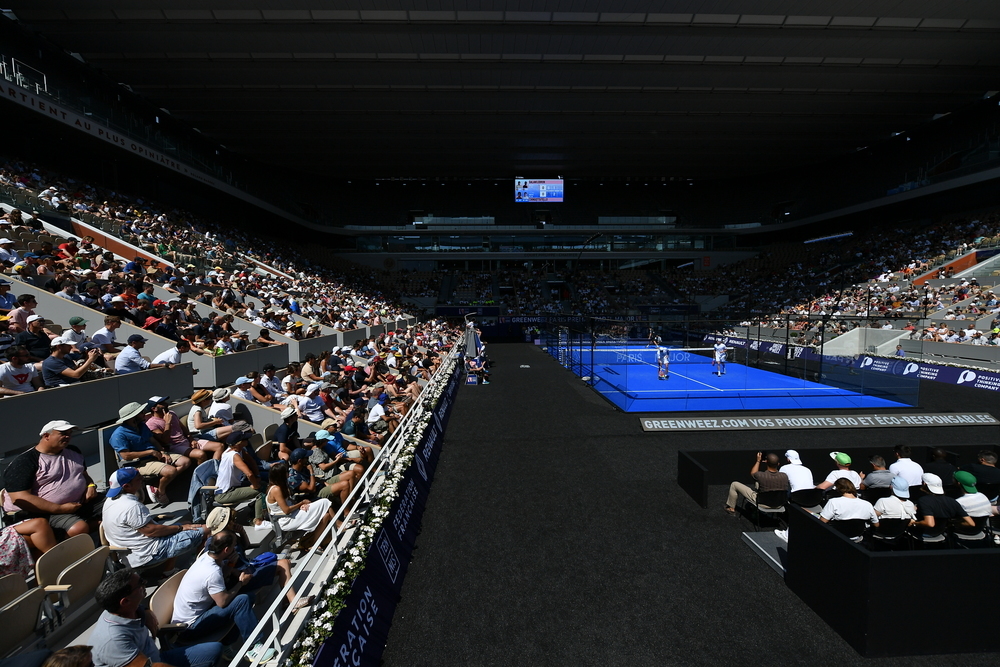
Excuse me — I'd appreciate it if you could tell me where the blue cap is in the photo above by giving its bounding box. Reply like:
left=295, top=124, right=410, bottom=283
left=290, top=448, right=311, bottom=463
left=891, top=475, right=910, bottom=498
left=235, top=376, right=252, bottom=385
left=378, top=394, right=388, bottom=404
left=107, top=467, right=140, bottom=498
left=314, top=430, right=331, bottom=440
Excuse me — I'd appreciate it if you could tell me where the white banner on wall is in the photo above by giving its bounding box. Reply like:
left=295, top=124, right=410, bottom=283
left=640, top=412, right=999, bottom=432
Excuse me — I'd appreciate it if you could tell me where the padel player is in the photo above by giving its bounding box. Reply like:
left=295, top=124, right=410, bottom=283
left=655, top=337, right=669, bottom=379
left=712, top=341, right=728, bottom=376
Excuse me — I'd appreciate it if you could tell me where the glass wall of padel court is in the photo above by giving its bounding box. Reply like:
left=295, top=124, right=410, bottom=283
left=539, top=317, right=920, bottom=413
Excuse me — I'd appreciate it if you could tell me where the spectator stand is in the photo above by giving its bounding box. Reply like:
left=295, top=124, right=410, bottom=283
left=66, top=215, right=173, bottom=269
left=188, top=344, right=289, bottom=389
left=6, top=277, right=181, bottom=360
left=678, top=445, right=1000, bottom=657
left=225, top=329, right=468, bottom=667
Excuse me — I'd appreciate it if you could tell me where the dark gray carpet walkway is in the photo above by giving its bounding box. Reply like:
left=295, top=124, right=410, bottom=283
left=381, top=343, right=1000, bottom=666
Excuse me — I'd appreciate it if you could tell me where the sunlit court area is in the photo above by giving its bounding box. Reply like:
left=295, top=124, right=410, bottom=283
left=1, top=3, right=1000, bottom=667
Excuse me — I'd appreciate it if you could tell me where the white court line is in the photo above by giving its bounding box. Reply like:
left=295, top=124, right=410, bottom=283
left=666, top=371, right=724, bottom=391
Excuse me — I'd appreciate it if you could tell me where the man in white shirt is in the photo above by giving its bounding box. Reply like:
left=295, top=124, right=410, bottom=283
left=208, top=388, right=234, bottom=425
left=889, top=445, right=924, bottom=487
left=816, top=452, right=864, bottom=491
left=873, top=475, right=917, bottom=520
left=779, top=450, right=814, bottom=492
left=171, top=530, right=262, bottom=647
left=259, top=363, right=287, bottom=402
left=91, top=315, right=124, bottom=360
left=102, top=467, right=207, bottom=568
left=152, top=340, right=196, bottom=366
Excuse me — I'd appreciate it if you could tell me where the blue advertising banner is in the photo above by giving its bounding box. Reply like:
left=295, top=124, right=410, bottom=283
left=313, top=365, right=460, bottom=667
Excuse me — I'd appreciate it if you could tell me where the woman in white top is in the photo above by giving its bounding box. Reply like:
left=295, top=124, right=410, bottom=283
left=187, top=389, right=237, bottom=443
left=265, top=461, right=334, bottom=550
left=215, top=432, right=267, bottom=527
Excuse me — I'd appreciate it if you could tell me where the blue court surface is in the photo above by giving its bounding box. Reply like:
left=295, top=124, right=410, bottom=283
left=564, top=346, right=909, bottom=413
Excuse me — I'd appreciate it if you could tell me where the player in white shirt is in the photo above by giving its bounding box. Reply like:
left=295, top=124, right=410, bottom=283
left=654, top=337, right=669, bottom=380
left=712, top=341, right=728, bottom=376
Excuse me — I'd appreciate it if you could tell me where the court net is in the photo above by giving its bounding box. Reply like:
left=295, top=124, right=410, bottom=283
left=563, top=346, right=749, bottom=368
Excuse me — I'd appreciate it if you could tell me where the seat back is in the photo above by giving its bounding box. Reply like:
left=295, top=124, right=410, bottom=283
left=150, top=568, right=187, bottom=627
left=789, top=488, right=824, bottom=508
left=0, top=587, right=46, bottom=656
left=978, top=482, right=1000, bottom=502
left=756, top=489, right=788, bottom=509
left=263, top=424, right=279, bottom=442
left=255, top=440, right=273, bottom=462
left=861, top=487, right=892, bottom=503
left=35, top=534, right=96, bottom=591
left=248, top=432, right=264, bottom=450
left=0, top=573, right=27, bottom=607
left=953, top=515, right=989, bottom=538
left=872, top=517, right=908, bottom=539
left=57, top=545, right=110, bottom=607
left=831, top=518, right=868, bottom=539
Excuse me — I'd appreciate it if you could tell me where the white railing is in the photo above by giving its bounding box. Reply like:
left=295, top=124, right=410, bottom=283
left=226, top=332, right=468, bottom=667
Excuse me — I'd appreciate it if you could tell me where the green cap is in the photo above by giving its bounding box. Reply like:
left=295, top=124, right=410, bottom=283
left=954, top=470, right=978, bottom=494
left=830, top=451, right=852, bottom=466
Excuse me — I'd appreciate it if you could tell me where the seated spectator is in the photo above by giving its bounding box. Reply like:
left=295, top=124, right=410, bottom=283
left=8, top=293, right=39, bottom=333
left=923, top=448, right=957, bottom=483
left=231, top=376, right=254, bottom=402
left=115, top=334, right=175, bottom=374
left=266, top=459, right=335, bottom=547
left=186, top=389, right=238, bottom=444
left=256, top=328, right=283, bottom=347
left=908, top=473, right=974, bottom=537
left=170, top=530, right=274, bottom=659
left=208, top=388, right=237, bottom=426
left=17, top=315, right=54, bottom=363
left=90, top=568, right=224, bottom=667
left=818, top=478, right=879, bottom=541
left=0, top=278, right=18, bottom=313
left=273, top=407, right=302, bottom=460
left=293, top=437, right=358, bottom=508
left=873, top=475, right=917, bottom=520
left=859, top=455, right=894, bottom=491
left=466, top=355, right=490, bottom=384
left=102, top=467, right=209, bottom=569
left=3, top=420, right=104, bottom=538
left=0, top=344, right=43, bottom=394
left=259, top=363, right=287, bottom=402
left=816, top=452, right=864, bottom=491
left=724, top=452, right=789, bottom=514
left=146, top=395, right=220, bottom=463
left=0, top=518, right=56, bottom=573
left=889, top=445, right=924, bottom=487
left=779, top=449, right=814, bottom=493
left=365, top=393, right=400, bottom=436
left=91, top=315, right=125, bottom=360
left=62, top=315, right=90, bottom=349
left=316, top=423, right=373, bottom=467
left=294, top=383, right=336, bottom=423
left=953, top=471, right=996, bottom=519
left=959, top=450, right=1000, bottom=500
left=110, top=401, right=192, bottom=506
left=214, top=432, right=267, bottom=529
left=151, top=339, right=198, bottom=365
left=42, top=336, right=102, bottom=387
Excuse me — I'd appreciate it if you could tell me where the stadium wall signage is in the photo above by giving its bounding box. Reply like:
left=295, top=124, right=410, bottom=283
left=312, top=364, right=460, bottom=667
left=641, top=412, right=998, bottom=432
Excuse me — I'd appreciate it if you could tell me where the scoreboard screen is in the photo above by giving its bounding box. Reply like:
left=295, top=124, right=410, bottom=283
left=514, top=178, right=564, bottom=202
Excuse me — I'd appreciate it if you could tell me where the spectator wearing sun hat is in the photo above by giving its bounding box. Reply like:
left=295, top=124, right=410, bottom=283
left=110, top=401, right=192, bottom=506
left=3, top=419, right=103, bottom=538
left=208, top=388, right=236, bottom=426
left=102, top=467, right=208, bottom=568
left=816, top=451, right=864, bottom=491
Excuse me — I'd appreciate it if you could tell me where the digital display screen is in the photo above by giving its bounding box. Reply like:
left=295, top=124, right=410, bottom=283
left=514, top=178, right=564, bottom=202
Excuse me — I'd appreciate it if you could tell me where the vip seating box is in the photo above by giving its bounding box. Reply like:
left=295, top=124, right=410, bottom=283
left=785, top=505, right=1000, bottom=657
left=677, top=444, right=997, bottom=510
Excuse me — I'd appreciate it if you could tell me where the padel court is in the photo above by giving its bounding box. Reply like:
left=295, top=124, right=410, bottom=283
left=560, top=345, right=912, bottom=413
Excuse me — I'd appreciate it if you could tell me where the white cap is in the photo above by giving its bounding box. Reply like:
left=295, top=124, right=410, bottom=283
left=50, top=336, right=70, bottom=347
left=26, top=314, right=42, bottom=323
left=785, top=450, right=802, bottom=465
left=922, top=472, right=944, bottom=495
left=39, top=419, right=75, bottom=435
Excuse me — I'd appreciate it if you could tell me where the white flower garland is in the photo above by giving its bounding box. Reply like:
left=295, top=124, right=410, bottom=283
left=288, top=353, right=461, bottom=667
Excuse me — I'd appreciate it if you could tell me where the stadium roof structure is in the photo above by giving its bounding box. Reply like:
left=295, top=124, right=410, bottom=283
left=9, top=1, right=1000, bottom=180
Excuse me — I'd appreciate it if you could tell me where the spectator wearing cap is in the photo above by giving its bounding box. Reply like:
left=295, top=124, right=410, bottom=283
left=889, top=445, right=924, bottom=487
left=91, top=315, right=125, bottom=360
left=779, top=450, right=814, bottom=493
left=208, top=388, right=236, bottom=426
left=102, top=467, right=209, bottom=569
left=816, top=452, right=864, bottom=491
left=16, top=314, right=55, bottom=363
left=0, top=344, right=43, bottom=394
left=273, top=407, right=302, bottom=461
left=294, top=383, right=337, bottom=424
left=63, top=316, right=90, bottom=350
left=317, top=421, right=375, bottom=467
left=232, top=376, right=255, bottom=403
left=214, top=432, right=267, bottom=528
left=146, top=395, right=220, bottom=464
left=0, top=237, right=20, bottom=267
left=187, top=389, right=238, bottom=444
left=953, top=471, right=996, bottom=518
left=0, top=278, right=17, bottom=313
left=110, top=401, right=191, bottom=506
left=293, top=438, right=359, bottom=509
left=42, top=336, right=102, bottom=387
left=115, top=333, right=175, bottom=375
left=3, top=420, right=104, bottom=538
left=873, top=475, right=917, bottom=520
left=8, top=294, right=38, bottom=333
left=103, top=295, right=143, bottom=328
left=909, top=473, right=974, bottom=536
